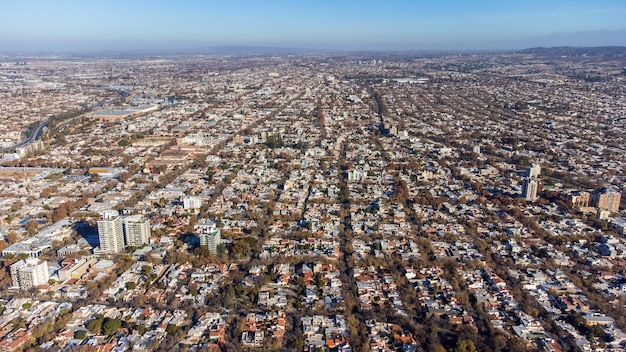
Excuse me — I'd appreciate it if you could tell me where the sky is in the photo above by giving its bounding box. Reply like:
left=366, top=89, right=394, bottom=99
left=1, top=0, right=626, bottom=52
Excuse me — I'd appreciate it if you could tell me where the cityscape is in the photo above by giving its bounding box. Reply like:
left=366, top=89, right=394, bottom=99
left=0, top=46, right=624, bottom=352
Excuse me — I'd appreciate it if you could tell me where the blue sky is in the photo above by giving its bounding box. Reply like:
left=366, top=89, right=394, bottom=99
left=1, top=0, right=625, bottom=51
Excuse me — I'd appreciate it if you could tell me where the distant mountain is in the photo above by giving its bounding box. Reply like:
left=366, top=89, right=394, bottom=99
left=517, top=46, right=626, bottom=58
left=187, top=46, right=321, bottom=56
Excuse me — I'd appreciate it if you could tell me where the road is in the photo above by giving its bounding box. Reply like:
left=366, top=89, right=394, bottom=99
left=0, top=121, right=48, bottom=153
left=1, top=89, right=130, bottom=152
left=21, top=121, right=48, bottom=146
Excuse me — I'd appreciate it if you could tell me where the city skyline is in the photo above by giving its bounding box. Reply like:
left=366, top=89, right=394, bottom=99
left=1, top=0, right=626, bottom=52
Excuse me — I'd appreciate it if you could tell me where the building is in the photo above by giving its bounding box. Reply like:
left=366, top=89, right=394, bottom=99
left=88, top=167, right=123, bottom=180
left=347, top=169, right=367, bottom=182
left=522, top=178, right=539, bottom=201
left=526, top=164, right=541, bottom=178
left=610, top=218, right=626, bottom=235
left=122, top=215, right=151, bottom=247
left=2, top=242, right=50, bottom=258
left=10, top=258, right=49, bottom=290
left=58, top=258, right=97, bottom=281
left=195, top=220, right=221, bottom=253
left=520, top=163, right=541, bottom=201
left=183, top=196, right=202, bottom=211
left=89, top=105, right=158, bottom=119
left=97, top=210, right=125, bottom=254
left=570, top=191, right=590, bottom=208
left=591, top=187, right=621, bottom=212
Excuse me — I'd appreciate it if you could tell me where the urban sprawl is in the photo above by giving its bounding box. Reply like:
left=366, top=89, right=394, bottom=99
left=0, top=50, right=625, bottom=352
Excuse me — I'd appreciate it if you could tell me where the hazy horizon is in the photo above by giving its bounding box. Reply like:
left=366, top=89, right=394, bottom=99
left=1, top=0, right=626, bottom=52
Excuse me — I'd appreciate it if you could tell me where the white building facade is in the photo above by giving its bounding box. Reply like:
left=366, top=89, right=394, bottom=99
left=97, top=210, right=125, bottom=254
left=122, top=215, right=151, bottom=247
left=10, top=258, right=49, bottom=290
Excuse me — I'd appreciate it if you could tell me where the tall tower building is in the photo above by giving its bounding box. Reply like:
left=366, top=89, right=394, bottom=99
left=122, top=215, right=151, bottom=247
left=522, top=179, right=539, bottom=201
left=195, top=220, right=221, bottom=253
left=592, top=187, right=622, bottom=212
left=526, top=164, right=541, bottom=179
left=10, top=258, right=49, bottom=290
left=521, top=163, right=541, bottom=201
left=97, top=210, right=125, bottom=254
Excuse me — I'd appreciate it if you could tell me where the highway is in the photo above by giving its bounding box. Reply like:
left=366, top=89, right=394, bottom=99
left=0, top=121, right=48, bottom=152
left=1, top=88, right=130, bottom=152
left=21, top=121, right=48, bottom=146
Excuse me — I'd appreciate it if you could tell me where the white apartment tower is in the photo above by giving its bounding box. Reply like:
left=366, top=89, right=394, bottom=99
left=526, top=164, right=541, bottom=179
left=122, top=215, right=151, bottom=247
left=195, top=220, right=221, bottom=253
left=10, top=258, right=49, bottom=290
left=183, top=196, right=202, bottom=211
left=522, top=163, right=541, bottom=201
left=97, top=210, right=125, bottom=254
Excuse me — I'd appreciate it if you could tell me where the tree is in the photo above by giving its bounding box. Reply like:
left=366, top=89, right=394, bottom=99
left=52, top=203, right=69, bottom=222
left=103, top=318, right=122, bottom=336
left=195, top=245, right=212, bottom=259
left=588, top=324, right=605, bottom=338
left=25, top=220, right=39, bottom=234
left=287, top=336, right=303, bottom=349
left=166, top=324, right=178, bottom=335
left=453, top=339, right=478, bottom=352
left=5, top=232, right=18, bottom=245
left=10, top=201, right=23, bottom=212
left=87, top=318, right=103, bottom=335
left=141, top=265, right=152, bottom=275
left=75, top=330, right=88, bottom=340
left=265, top=135, right=284, bottom=149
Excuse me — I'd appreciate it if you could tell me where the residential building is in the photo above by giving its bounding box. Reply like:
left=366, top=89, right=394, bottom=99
left=591, top=187, right=621, bottom=212
left=522, top=178, right=538, bottom=201
left=196, top=220, right=221, bottom=253
left=183, top=196, right=202, bottom=211
left=521, top=163, right=541, bottom=201
left=97, top=210, right=125, bottom=254
left=526, top=164, right=541, bottom=178
left=122, top=215, right=151, bottom=247
left=10, top=258, right=49, bottom=290
left=570, top=191, right=590, bottom=208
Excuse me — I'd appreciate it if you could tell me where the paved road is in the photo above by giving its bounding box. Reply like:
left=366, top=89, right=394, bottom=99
left=0, top=120, right=48, bottom=152
left=21, top=121, right=48, bottom=146
left=2, top=89, right=130, bottom=152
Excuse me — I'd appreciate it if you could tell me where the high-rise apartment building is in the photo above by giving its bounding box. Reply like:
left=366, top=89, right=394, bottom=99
left=521, top=163, right=541, bottom=201
left=195, top=220, right=221, bottom=253
left=183, top=196, right=202, bottom=211
left=97, top=210, right=125, bottom=254
left=526, top=164, right=541, bottom=178
left=122, top=215, right=151, bottom=247
left=10, top=258, right=49, bottom=290
left=522, top=178, right=539, bottom=201
left=592, top=187, right=622, bottom=212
